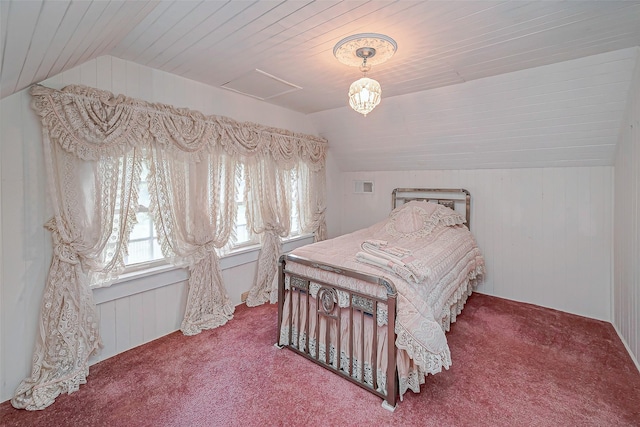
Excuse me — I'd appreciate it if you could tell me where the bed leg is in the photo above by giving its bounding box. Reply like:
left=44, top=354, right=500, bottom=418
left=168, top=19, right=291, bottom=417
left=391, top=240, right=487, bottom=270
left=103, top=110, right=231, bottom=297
left=274, top=343, right=284, bottom=349
left=381, top=400, right=397, bottom=412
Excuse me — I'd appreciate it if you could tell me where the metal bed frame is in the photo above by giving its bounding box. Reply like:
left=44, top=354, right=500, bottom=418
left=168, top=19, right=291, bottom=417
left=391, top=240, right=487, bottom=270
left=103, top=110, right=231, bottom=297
left=277, top=255, right=398, bottom=409
left=276, top=188, right=471, bottom=411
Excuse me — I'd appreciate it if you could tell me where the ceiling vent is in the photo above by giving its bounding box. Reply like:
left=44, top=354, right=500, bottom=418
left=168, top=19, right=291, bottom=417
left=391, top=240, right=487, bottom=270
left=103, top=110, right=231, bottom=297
left=221, top=69, right=302, bottom=100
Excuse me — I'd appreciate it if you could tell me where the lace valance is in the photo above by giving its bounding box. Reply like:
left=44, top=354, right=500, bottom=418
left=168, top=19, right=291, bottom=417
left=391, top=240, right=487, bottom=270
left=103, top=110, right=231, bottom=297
left=30, top=84, right=328, bottom=170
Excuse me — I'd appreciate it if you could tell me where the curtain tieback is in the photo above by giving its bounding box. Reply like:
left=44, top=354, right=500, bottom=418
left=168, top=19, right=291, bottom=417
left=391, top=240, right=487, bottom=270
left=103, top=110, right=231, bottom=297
left=45, top=218, right=81, bottom=265
left=53, top=241, right=80, bottom=265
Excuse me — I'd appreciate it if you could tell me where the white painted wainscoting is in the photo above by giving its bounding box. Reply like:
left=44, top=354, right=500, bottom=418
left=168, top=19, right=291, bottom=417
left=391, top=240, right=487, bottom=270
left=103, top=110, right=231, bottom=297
left=614, top=49, right=640, bottom=368
left=0, top=55, right=319, bottom=402
left=337, top=167, right=613, bottom=322
left=90, top=235, right=313, bottom=365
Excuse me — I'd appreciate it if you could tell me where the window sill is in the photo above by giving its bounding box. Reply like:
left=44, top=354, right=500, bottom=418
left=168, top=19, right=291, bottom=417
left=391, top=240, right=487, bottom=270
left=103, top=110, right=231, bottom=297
left=92, top=233, right=315, bottom=305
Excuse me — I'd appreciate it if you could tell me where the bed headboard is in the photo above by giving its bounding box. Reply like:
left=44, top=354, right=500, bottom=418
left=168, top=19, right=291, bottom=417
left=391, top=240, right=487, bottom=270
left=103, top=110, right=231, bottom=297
left=392, top=188, right=472, bottom=230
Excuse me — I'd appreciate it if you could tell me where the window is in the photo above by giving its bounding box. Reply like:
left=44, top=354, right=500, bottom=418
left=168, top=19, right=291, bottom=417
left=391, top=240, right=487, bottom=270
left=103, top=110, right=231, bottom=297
left=230, top=164, right=259, bottom=248
left=289, top=168, right=301, bottom=237
left=124, top=162, right=307, bottom=266
left=124, top=163, right=163, bottom=267
left=226, top=165, right=304, bottom=251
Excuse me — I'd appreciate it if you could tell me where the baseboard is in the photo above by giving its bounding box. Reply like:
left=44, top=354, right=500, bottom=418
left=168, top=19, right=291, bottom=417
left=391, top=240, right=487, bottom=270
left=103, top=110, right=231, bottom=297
left=612, top=323, right=640, bottom=373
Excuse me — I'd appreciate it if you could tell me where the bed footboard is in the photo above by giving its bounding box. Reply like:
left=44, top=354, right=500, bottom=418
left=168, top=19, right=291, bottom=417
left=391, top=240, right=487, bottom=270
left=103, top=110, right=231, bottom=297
left=277, top=254, right=398, bottom=410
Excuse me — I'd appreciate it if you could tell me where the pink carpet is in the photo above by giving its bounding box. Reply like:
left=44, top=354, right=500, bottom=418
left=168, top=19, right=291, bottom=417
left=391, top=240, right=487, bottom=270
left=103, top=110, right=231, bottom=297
left=1, top=293, right=639, bottom=426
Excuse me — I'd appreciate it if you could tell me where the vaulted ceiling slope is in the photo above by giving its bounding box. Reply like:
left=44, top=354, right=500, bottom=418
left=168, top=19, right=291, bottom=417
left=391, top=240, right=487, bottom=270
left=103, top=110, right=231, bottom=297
left=1, top=1, right=639, bottom=172
left=311, top=47, right=639, bottom=171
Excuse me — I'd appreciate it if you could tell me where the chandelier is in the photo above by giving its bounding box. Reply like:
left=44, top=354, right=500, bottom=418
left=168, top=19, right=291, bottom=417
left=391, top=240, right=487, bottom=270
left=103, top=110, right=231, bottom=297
left=333, top=33, right=397, bottom=116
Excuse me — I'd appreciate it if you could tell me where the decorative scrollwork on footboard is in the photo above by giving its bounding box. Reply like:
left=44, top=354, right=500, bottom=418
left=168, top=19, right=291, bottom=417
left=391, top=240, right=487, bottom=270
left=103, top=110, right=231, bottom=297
left=318, top=287, right=337, bottom=314
left=290, top=276, right=309, bottom=290
left=352, top=294, right=374, bottom=315
left=379, top=279, right=394, bottom=296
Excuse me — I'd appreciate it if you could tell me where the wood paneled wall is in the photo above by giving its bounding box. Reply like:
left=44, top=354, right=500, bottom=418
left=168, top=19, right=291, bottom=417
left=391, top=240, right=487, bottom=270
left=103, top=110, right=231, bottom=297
left=0, top=55, right=319, bottom=402
left=1, top=77, right=48, bottom=403
left=337, top=167, right=613, bottom=321
left=614, top=48, right=640, bottom=367
left=91, top=260, right=270, bottom=364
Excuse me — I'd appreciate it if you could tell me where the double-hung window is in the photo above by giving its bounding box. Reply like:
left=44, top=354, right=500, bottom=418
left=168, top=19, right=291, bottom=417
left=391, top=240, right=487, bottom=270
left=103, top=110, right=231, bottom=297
left=124, top=163, right=163, bottom=269
left=230, top=164, right=259, bottom=248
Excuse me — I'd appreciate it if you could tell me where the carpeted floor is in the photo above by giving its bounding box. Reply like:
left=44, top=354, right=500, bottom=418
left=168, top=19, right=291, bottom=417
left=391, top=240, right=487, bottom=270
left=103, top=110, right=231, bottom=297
left=1, top=293, right=639, bottom=427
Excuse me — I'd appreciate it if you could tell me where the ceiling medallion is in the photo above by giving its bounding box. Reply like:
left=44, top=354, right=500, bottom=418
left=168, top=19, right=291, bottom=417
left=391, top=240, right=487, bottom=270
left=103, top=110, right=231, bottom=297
left=333, top=33, right=397, bottom=116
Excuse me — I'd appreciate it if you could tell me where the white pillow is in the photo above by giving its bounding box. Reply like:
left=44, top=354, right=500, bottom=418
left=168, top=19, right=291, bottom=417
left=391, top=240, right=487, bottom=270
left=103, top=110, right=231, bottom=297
left=385, top=201, right=465, bottom=239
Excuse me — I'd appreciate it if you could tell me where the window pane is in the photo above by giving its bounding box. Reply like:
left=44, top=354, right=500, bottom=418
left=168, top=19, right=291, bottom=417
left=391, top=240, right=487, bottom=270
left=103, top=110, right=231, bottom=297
left=237, top=203, right=247, bottom=227
left=126, top=237, right=163, bottom=265
left=138, top=180, right=150, bottom=207
left=130, top=211, right=153, bottom=240
left=235, top=224, right=249, bottom=244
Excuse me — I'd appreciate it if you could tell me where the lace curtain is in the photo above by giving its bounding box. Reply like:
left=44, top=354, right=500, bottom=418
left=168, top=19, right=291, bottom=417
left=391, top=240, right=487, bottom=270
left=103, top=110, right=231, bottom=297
left=244, top=157, right=327, bottom=306
left=244, top=155, right=293, bottom=306
left=146, top=144, right=236, bottom=335
left=13, top=84, right=327, bottom=410
left=299, top=161, right=328, bottom=242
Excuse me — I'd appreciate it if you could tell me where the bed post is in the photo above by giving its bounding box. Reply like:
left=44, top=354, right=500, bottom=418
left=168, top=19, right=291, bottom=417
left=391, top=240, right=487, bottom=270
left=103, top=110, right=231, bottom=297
left=275, top=255, right=286, bottom=349
left=382, top=279, right=398, bottom=412
left=463, top=189, right=471, bottom=230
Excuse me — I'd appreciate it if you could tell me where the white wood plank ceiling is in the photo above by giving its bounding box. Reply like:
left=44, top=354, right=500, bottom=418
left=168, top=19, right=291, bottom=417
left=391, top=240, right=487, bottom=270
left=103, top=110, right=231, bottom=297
left=1, top=0, right=640, bottom=171
left=312, top=47, right=639, bottom=170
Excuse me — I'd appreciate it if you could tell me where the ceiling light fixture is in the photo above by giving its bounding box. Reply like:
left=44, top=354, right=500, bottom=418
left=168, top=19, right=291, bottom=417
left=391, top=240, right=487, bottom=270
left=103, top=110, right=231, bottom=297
left=333, top=33, right=397, bottom=116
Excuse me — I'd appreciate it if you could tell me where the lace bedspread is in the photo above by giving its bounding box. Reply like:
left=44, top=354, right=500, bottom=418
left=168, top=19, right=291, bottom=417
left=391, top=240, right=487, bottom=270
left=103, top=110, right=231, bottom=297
left=285, top=201, right=485, bottom=392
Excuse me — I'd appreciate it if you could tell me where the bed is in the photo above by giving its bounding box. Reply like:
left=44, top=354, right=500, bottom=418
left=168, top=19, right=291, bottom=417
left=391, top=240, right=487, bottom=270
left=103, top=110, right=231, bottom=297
left=276, top=188, right=485, bottom=411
